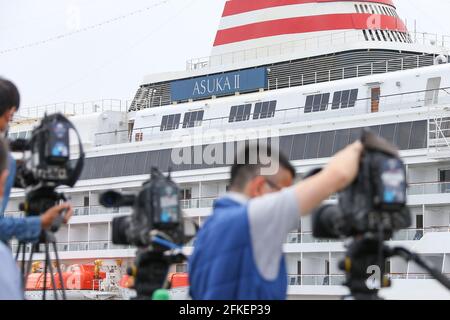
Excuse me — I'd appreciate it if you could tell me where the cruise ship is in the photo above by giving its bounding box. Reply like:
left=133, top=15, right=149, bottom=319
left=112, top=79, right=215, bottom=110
left=6, top=0, right=450, bottom=300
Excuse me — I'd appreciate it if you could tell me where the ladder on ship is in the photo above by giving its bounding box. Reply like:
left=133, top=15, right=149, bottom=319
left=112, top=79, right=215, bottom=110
left=428, top=109, right=450, bottom=159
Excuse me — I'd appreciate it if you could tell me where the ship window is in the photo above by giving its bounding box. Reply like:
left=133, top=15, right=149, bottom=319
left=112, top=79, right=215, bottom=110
left=368, top=29, right=375, bottom=41
left=183, top=110, right=204, bottom=128
left=331, top=89, right=358, bottom=109
left=348, top=89, right=359, bottom=108
left=180, top=188, right=192, bottom=200
left=355, top=5, right=360, bottom=13
left=160, top=113, right=181, bottom=131
left=304, top=94, right=330, bottom=113
left=382, top=6, right=388, bottom=15
left=332, top=91, right=342, bottom=109
left=254, top=100, right=277, bottom=119
left=78, top=120, right=428, bottom=181
left=341, top=91, right=350, bottom=108
left=369, top=5, right=375, bottom=14
left=360, top=4, right=365, bottom=13
left=380, top=30, right=387, bottom=41
left=229, top=104, right=251, bottom=122
left=135, top=132, right=143, bottom=142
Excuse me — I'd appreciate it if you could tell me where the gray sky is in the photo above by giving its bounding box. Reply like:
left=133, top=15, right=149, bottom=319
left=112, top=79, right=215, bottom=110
left=0, top=0, right=449, bottom=108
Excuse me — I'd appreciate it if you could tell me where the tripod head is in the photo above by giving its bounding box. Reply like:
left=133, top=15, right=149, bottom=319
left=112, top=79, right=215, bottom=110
left=130, top=247, right=185, bottom=300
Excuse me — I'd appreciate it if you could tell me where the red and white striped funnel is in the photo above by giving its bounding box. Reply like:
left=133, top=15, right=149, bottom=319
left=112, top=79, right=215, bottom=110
left=212, top=0, right=408, bottom=56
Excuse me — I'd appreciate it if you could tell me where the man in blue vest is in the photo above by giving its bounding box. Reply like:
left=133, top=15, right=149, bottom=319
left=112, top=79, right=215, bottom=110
left=189, top=141, right=363, bottom=300
left=0, top=78, right=73, bottom=245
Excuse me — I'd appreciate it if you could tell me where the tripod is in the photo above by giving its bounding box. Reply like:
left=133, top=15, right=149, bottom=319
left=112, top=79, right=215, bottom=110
left=16, top=230, right=66, bottom=300
left=130, top=248, right=185, bottom=300
left=340, top=237, right=450, bottom=300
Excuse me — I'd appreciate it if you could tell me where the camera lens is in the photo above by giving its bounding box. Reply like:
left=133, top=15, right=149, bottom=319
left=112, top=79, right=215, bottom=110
left=312, top=205, right=344, bottom=239
left=112, top=216, right=132, bottom=245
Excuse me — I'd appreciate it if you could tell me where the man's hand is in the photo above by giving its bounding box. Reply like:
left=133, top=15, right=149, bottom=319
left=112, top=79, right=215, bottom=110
left=40, top=203, right=73, bottom=230
left=295, top=141, right=364, bottom=216
left=322, top=141, right=364, bottom=191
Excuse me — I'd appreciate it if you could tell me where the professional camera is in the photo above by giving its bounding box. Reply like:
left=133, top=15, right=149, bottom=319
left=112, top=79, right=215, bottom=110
left=312, top=129, right=411, bottom=240
left=309, top=129, right=450, bottom=300
left=100, top=168, right=187, bottom=299
left=10, top=113, right=85, bottom=229
left=10, top=113, right=85, bottom=300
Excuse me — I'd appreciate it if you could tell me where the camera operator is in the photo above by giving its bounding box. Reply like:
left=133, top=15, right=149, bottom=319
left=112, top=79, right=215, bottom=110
left=0, top=78, right=73, bottom=244
left=189, top=141, right=363, bottom=300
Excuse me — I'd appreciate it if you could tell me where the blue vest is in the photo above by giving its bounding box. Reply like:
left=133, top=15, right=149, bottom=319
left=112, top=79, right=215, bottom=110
left=188, top=196, right=287, bottom=300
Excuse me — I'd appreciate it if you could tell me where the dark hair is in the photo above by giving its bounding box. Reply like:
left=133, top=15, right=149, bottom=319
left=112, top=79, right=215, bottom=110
left=0, top=136, right=9, bottom=173
left=230, top=142, right=296, bottom=190
left=0, top=78, right=20, bottom=116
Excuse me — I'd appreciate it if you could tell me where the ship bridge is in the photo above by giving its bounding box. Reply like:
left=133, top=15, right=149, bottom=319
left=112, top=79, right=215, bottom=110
left=130, top=0, right=449, bottom=112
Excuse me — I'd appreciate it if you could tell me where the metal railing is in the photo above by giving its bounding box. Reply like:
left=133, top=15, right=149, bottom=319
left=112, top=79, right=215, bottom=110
left=10, top=241, right=133, bottom=253
left=180, top=197, right=216, bottom=210
left=287, top=274, right=345, bottom=286
left=286, top=226, right=450, bottom=244
left=95, top=86, right=450, bottom=146
left=388, top=273, right=450, bottom=280
left=266, top=54, right=438, bottom=91
left=15, top=99, right=130, bottom=120
left=288, top=273, right=450, bottom=286
left=186, top=30, right=450, bottom=71
left=408, top=182, right=450, bottom=195
left=72, top=206, right=132, bottom=217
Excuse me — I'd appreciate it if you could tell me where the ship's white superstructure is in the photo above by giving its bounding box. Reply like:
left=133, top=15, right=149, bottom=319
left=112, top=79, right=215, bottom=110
left=6, top=0, right=450, bottom=299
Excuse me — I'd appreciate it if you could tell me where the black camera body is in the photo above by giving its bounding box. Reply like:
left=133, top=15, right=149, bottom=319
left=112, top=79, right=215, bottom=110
left=101, top=167, right=185, bottom=248
left=10, top=113, right=84, bottom=231
left=100, top=168, right=186, bottom=299
left=12, top=113, right=84, bottom=191
left=312, top=130, right=411, bottom=240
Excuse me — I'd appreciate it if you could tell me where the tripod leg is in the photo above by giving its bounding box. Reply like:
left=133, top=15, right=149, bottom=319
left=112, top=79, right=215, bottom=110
left=51, top=242, right=66, bottom=300
left=20, top=243, right=26, bottom=279
left=46, top=248, right=59, bottom=301
left=23, top=245, right=35, bottom=294
left=15, top=242, right=22, bottom=261
left=43, top=243, right=49, bottom=301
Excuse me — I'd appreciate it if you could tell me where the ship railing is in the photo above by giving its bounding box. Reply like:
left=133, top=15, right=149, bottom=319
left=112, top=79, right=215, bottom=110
left=186, top=30, right=450, bottom=71
left=287, top=274, right=345, bottom=286
left=180, top=197, right=216, bottom=210
left=266, top=54, right=441, bottom=91
left=72, top=206, right=132, bottom=217
left=287, top=273, right=450, bottom=286
left=387, top=273, right=450, bottom=280
left=286, top=226, right=450, bottom=244
left=408, top=182, right=450, bottom=195
left=10, top=241, right=134, bottom=254
left=14, top=99, right=129, bottom=120
left=95, top=86, right=450, bottom=147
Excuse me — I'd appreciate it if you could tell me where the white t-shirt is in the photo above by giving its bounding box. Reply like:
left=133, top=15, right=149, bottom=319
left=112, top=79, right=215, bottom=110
left=226, top=186, right=300, bottom=281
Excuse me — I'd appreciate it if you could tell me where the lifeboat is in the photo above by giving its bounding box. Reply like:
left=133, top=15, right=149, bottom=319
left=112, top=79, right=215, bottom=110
left=25, top=264, right=106, bottom=291
left=117, top=272, right=189, bottom=289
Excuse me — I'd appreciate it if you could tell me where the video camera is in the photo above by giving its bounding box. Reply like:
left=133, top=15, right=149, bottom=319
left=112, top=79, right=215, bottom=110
left=100, top=168, right=188, bottom=300
left=10, top=113, right=85, bottom=300
left=312, top=130, right=411, bottom=240
left=10, top=113, right=85, bottom=231
left=309, top=129, right=450, bottom=299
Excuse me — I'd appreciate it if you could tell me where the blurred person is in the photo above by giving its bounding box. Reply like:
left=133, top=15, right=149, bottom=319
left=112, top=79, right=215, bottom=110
left=0, top=78, right=73, bottom=244
left=189, top=141, right=363, bottom=300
